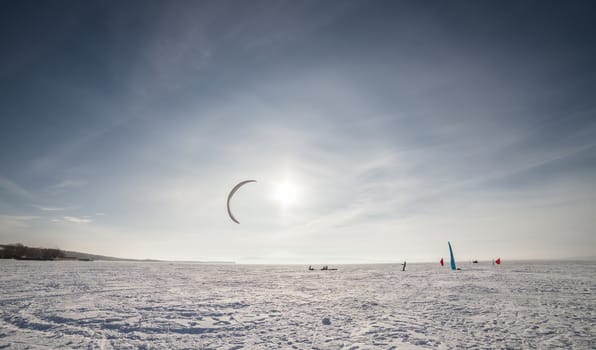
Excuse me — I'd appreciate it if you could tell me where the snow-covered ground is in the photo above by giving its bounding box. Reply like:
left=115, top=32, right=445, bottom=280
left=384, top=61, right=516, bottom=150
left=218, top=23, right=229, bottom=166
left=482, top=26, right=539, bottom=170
left=0, top=260, right=594, bottom=349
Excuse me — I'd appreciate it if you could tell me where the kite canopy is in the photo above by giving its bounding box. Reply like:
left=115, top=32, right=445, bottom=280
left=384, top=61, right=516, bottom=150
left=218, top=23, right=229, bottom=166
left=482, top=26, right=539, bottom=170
left=226, top=180, right=256, bottom=224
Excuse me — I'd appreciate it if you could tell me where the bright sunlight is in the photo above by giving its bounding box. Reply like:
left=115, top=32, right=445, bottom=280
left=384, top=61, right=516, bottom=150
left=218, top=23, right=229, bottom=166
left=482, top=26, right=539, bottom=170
left=275, top=183, right=297, bottom=206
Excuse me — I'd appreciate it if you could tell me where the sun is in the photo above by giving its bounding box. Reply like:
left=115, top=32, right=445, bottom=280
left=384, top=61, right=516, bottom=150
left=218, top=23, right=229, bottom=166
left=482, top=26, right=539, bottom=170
left=275, top=183, right=297, bottom=206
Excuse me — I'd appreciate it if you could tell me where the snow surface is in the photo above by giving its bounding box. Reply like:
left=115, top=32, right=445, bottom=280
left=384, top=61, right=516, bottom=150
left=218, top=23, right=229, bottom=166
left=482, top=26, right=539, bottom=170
left=0, top=260, right=594, bottom=349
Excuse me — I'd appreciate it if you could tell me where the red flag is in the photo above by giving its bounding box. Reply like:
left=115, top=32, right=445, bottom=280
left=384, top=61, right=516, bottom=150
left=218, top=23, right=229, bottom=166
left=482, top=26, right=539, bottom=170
left=440, top=258, right=444, bottom=266
left=495, top=258, right=501, bottom=265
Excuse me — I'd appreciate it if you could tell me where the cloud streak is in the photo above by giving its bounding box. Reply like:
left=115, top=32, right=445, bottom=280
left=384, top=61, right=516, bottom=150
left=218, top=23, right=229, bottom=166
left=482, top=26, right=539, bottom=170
left=52, top=180, right=87, bottom=189
left=0, top=176, right=32, bottom=200
left=61, top=216, right=92, bottom=224
left=34, top=205, right=77, bottom=212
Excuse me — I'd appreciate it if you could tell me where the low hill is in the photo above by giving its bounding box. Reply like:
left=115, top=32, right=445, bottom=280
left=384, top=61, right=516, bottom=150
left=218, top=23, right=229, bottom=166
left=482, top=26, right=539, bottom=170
left=60, top=250, right=140, bottom=261
left=1, top=243, right=234, bottom=263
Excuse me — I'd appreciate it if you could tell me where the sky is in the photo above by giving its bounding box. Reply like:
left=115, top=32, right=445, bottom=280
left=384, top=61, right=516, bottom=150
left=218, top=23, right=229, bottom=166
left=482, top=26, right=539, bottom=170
left=1, top=1, right=595, bottom=263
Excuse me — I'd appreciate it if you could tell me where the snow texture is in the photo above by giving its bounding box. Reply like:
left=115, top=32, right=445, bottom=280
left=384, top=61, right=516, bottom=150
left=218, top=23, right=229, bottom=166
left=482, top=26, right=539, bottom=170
left=0, top=260, right=594, bottom=349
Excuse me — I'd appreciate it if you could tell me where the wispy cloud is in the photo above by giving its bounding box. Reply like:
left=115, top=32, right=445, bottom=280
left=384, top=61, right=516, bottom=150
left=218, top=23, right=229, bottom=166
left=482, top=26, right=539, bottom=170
left=33, top=205, right=77, bottom=212
left=0, top=176, right=32, bottom=200
left=62, top=216, right=92, bottom=224
left=52, top=179, right=88, bottom=189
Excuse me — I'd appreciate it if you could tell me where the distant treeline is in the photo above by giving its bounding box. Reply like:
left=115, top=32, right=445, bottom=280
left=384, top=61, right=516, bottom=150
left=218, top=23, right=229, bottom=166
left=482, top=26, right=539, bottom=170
left=0, top=243, right=65, bottom=260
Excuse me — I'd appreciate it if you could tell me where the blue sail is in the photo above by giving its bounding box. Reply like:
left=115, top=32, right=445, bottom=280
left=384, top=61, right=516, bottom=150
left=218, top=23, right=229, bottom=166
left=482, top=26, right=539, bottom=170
left=448, top=241, right=457, bottom=270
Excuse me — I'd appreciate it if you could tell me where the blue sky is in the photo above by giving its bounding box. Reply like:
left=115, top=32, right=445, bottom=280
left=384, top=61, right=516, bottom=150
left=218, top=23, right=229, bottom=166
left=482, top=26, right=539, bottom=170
left=1, top=1, right=595, bottom=262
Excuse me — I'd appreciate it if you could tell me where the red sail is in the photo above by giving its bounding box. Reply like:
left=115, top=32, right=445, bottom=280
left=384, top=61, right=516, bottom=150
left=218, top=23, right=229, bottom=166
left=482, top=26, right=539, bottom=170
left=440, top=258, right=444, bottom=266
left=495, top=258, right=501, bottom=265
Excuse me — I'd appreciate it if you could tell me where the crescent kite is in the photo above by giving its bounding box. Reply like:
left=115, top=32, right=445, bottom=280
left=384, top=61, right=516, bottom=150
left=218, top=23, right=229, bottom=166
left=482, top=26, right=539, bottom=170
left=226, top=180, right=256, bottom=224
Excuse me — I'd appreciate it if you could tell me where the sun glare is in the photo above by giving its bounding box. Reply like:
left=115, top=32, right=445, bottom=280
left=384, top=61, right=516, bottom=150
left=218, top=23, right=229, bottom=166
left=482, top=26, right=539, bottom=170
left=275, top=183, right=297, bottom=206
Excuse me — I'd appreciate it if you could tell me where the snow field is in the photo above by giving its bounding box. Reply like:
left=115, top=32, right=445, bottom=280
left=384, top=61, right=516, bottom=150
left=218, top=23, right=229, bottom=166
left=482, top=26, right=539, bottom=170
left=0, top=260, right=594, bottom=349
